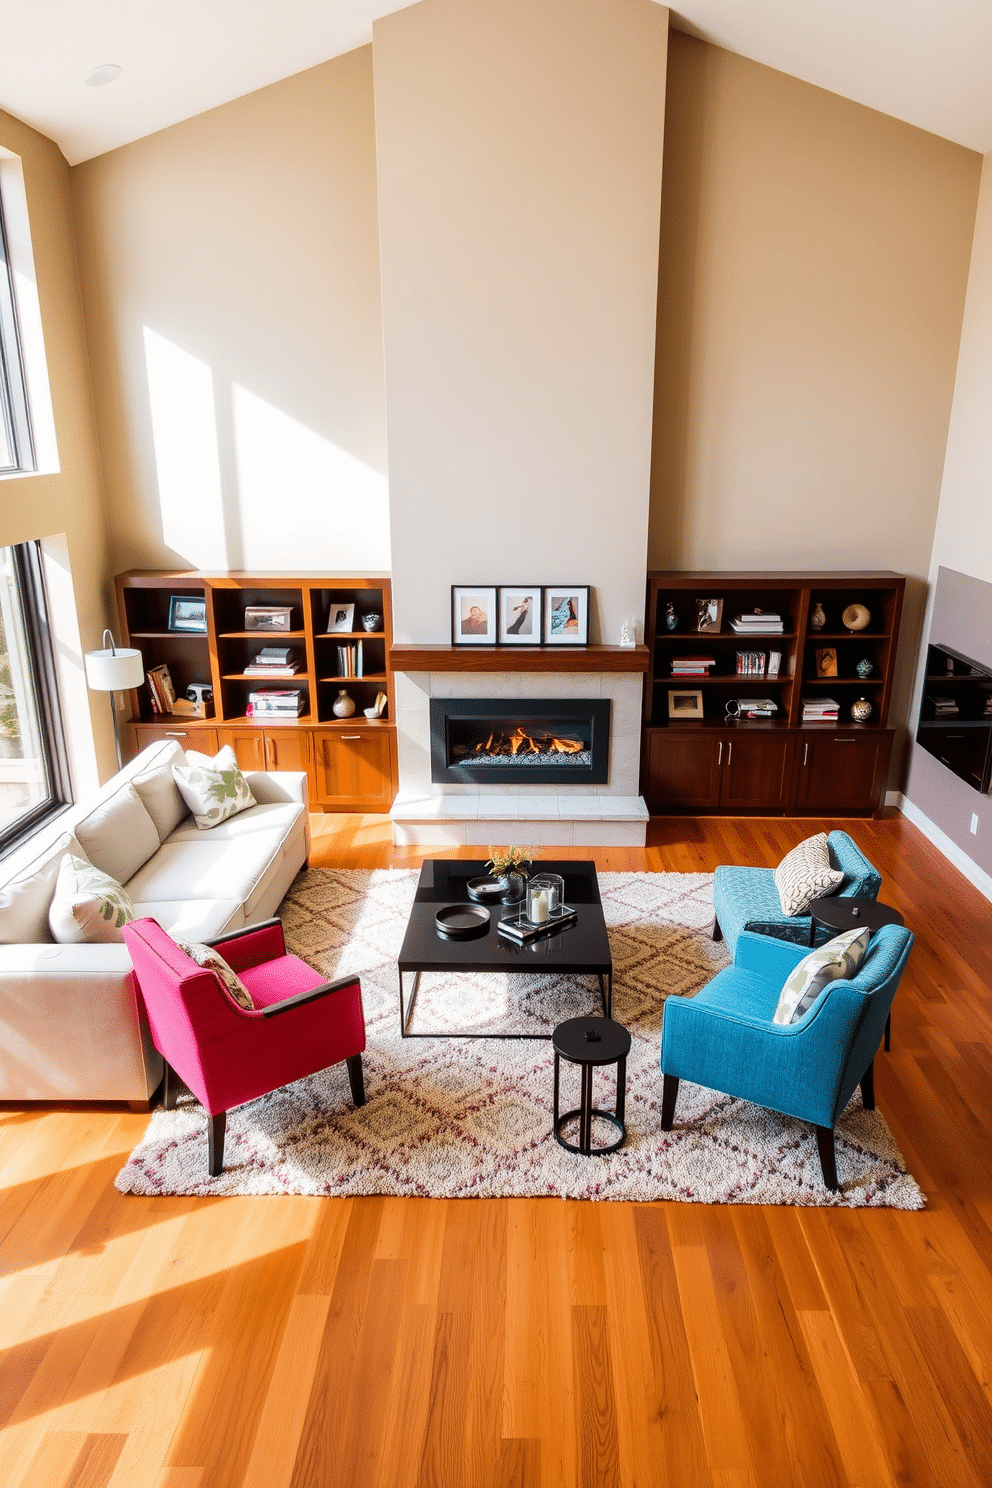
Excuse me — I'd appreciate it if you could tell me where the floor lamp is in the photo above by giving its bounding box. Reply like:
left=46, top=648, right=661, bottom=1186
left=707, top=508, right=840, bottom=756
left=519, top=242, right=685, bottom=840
left=84, top=630, right=145, bottom=772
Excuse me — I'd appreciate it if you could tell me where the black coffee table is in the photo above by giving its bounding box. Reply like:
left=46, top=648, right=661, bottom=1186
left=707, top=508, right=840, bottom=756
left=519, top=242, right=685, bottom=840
left=397, top=859, right=613, bottom=1039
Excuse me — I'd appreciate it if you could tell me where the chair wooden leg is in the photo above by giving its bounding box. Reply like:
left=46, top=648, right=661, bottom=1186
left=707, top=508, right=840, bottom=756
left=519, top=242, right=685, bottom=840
left=660, top=1073, right=680, bottom=1131
left=163, top=1061, right=178, bottom=1110
left=711, top=918, right=723, bottom=942
left=884, top=1012, right=891, bottom=1052
left=814, top=1124, right=839, bottom=1191
left=347, top=1054, right=366, bottom=1108
left=208, top=1111, right=227, bottom=1177
left=860, top=1059, right=875, bottom=1111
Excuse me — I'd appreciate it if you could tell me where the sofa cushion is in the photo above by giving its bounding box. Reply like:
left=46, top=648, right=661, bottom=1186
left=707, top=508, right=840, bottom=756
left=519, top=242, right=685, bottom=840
left=131, top=740, right=189, bottom=841
left=177, top=939, right=254, bottom=1010
left=126, top=828, right=286, bottom=913
left=49, top=854, right=137, bottom=945
left=75, top=782, right=161, bottom=885
left=774, top=833, right=844, bottom=917
left=130, top=897, right=245, bottom=942
left=172, top=745, right=256, bottom=829
left=0, top=830, right=84, bottom=944
left=773, top=926, right=870, bottom=1025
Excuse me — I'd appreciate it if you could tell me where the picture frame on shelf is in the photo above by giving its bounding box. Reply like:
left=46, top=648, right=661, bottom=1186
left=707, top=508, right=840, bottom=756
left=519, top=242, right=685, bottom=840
left=668, top=688, right=704, bottom=719
left=244, top=606, right=293, bottom=632
left=694, top=597, right=723, bottom=632
left=452, top=586, right=497, bottom=645
left=327, top=602, right=355, bottom=633
left=168, top=596, right=207, bottom=633
left=497, top=586, right=541, bottom=644
left=543, top=586, right=590, bottom=645
left=816, top=647, right=838, bottom=678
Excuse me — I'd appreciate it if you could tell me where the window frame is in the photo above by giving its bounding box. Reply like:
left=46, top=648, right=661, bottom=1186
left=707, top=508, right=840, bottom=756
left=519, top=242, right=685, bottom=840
left=0, top=541, right=72, bottom=861
left=0, top=182, right=35, bottom=474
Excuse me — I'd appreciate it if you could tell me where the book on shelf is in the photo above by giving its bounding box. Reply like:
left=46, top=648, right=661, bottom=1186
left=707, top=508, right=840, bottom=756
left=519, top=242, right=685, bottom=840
left=730, top=616, right=784, bottom=634
left=735, top=650, right=767, bottom=676
left=335, top=641, right=364, bottom=678
left=243, top=646, right=299, bottom=677
left=146, top=663, right=176, bottom=713
left=802, top=696, right=839, bottom=720
left=931, top=697, right=960, bottom=716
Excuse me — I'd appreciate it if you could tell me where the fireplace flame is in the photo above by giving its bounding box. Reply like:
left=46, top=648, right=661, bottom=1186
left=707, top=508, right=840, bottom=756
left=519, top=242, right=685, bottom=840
left=470, top=726, right=584, bottom=758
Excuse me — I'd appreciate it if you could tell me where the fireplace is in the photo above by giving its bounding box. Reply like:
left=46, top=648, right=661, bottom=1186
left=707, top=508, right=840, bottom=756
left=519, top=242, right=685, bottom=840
left=430, top=698, right=611, bottom=785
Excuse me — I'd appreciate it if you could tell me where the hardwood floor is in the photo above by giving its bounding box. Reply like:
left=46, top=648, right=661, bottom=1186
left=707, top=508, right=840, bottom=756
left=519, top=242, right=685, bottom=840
left=2, top=811, right=990, bottom=1487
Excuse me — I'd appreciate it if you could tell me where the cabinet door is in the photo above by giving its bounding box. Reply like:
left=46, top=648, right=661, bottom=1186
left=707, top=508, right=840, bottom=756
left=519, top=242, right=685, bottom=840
left=264, top=730, right=312, bottom=776
left=216, top=731, right=266, bottom=772
left=642, top=729, right=723, bottom=810
left=719, top=732, right=797, bottom=810
left=794, top=730, right=893, bottom=812
left=131, top=723, right=218, bottom=759
left=312, top=728, right=395, bottom=809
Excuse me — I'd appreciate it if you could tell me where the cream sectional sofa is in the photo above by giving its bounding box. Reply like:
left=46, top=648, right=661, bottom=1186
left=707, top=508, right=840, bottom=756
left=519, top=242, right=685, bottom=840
left=0, top=739, right=310, bottom=1104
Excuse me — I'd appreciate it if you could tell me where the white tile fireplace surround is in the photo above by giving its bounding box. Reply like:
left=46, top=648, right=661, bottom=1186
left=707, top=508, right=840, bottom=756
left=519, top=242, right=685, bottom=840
left=390, top=651, right=649, bottom=847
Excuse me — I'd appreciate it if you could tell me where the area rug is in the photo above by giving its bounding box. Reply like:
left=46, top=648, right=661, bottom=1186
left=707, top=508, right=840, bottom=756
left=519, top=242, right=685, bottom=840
left=115, top=869, right=925, bottom=1208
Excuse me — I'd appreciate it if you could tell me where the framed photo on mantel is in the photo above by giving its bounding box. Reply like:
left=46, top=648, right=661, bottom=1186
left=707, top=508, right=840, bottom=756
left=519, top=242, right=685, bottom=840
left=497, top=586, right=541, bottom=644
left=452, top=586, right=497, bottom=645
left=543, top=586, right=590, bottom=645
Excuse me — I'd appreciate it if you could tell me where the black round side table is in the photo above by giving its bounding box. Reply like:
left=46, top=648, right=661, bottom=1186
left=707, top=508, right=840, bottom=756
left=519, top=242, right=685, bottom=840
left=807, top=895, right=906, bottom=1050
left=552, top=1016, right=631, bottom=1156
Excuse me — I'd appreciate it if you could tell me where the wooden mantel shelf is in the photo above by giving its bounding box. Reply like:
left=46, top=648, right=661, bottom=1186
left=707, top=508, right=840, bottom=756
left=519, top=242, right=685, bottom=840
left=389, top=643, right=649, bottom=673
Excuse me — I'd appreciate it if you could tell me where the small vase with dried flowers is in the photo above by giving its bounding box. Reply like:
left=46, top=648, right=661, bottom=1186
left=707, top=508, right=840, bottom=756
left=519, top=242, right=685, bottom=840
left=485, top=844, right=534, bottom=902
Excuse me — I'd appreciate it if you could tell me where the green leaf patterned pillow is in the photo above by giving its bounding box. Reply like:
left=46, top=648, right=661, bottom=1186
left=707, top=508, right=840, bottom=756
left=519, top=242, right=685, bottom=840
left=773, top=926, right=870, bottom=1025
left=48, top=853, right=136, bottom=944
left=172, top=745, right=257, bottom=830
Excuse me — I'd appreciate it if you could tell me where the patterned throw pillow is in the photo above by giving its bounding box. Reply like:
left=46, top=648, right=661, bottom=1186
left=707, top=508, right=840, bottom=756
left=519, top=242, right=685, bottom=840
left=171, top=744, right=256, bottom=830
left=178, top=939, right=255, bottom=1011
left=48, top=853, right=136, bottom=944
left=773, top=926, right=870, bottom=1025
left=773, top=832, right=845, bottom=917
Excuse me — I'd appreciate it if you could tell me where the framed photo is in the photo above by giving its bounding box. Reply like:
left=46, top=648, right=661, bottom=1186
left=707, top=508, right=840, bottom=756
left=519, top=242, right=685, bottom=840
left=543, top=586, right=590, bottom=645
left=244, top=606, right=292, bottom=632
left=695, top=597, right=723, bottom=632
left=668, top=688, right=704, bottom=719
left=452, top=586, right=497, bottom=645
left=168, top=595, right=207, bottom=633
left=327, top=602, right=355, bottom=634
left=816, top=647, right=838, bottom=678
left=497, top=586, right=541, bottom=644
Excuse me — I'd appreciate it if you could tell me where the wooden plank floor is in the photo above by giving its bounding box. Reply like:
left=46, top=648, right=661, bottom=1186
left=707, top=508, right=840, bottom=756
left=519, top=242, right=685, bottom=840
left=2, top=812, right=991, bottom=1487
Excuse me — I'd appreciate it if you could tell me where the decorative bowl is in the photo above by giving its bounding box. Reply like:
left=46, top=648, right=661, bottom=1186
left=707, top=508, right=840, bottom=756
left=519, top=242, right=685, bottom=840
left=841, top=603, right=871, bottom=632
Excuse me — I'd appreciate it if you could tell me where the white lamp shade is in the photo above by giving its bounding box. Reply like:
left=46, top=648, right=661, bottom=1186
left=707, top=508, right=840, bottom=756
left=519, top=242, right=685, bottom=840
left=84, top=646, right=146, bottom=692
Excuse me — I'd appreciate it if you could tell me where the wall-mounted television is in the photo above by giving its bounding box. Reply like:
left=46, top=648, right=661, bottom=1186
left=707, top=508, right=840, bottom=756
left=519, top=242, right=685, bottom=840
left=916, top=642, right=992, bottom=793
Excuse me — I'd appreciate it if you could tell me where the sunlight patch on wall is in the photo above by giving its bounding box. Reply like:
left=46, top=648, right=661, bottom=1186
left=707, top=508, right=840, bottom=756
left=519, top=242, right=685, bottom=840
left=232, top=384, right=390, bottom=570
left=143, top=327, right=227, bottom=566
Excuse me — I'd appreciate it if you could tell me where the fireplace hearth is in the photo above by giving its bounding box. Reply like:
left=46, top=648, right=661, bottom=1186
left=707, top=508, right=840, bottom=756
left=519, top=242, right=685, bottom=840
left=430, top=698, right=610, bottom=785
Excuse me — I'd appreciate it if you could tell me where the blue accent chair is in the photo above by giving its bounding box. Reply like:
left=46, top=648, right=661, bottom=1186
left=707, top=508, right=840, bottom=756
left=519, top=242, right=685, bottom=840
left=711, top=830, right=882, bottom=958
left=660, top=924, right=914, bottom=1190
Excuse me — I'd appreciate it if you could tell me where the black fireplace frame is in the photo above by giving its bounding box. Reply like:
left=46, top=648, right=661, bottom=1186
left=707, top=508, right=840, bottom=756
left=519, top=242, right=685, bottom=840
left=430, top=697, right=611, bottom=785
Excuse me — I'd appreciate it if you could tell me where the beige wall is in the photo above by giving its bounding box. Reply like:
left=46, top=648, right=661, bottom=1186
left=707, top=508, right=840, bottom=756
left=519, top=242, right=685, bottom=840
left=0, top=108, right=114, bottom=791
left=374, top=0, right=669, bottom=646
left=649, top=32, right=981, bottom=757
left=71, top=48, right=388, bottom=576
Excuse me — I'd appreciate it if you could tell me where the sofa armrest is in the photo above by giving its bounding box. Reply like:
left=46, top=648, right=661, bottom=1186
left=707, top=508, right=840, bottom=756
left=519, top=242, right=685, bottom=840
left=243, top=770, right=308, bottom=807
left=261, top=974, right=361, bottom=1019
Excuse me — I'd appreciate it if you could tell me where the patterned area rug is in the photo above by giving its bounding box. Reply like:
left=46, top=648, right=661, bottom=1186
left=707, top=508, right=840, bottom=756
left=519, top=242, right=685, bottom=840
left=116, top=869, right=924, bottom=1208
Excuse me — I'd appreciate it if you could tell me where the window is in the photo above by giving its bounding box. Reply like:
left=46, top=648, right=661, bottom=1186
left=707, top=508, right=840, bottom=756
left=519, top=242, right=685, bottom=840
left=0, top=542, right=71, bottom=856
left=0, top=183, right=34, bottom=473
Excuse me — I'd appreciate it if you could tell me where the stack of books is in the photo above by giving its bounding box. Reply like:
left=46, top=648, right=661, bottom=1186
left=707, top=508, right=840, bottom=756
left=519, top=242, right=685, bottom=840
left=146, top=663, right=176, bottom=713
left=730, top=610, right=784, bottom=635
left=248, top=689, right=305, bottom=720
left=931, top=696, right=960, bottom=718
left=336, top=641, right=365, bottom=678
left=735, top=650, right=766, bottom=676
left=670, top=656, right=715, bottom=677
left=242, top=646, right=300, bottom=678
left=802, top=696, right=840, bottom=721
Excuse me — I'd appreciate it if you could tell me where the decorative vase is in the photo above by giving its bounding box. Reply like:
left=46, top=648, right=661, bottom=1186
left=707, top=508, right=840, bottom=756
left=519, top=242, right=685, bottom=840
left=850, top=696, right=874, bottom=723
left=664, top=602, right=678, bottom=631
left=333, top=689, right=356, bottom=718
left=856, top=658, right=874, bottom=679
left=361, top=612, right=381, bottom=632
left=842, top=603, right=871, bottom=632
left=497, top=871, right=527, bottom=903
left=810, top=602, right=826, bottom=630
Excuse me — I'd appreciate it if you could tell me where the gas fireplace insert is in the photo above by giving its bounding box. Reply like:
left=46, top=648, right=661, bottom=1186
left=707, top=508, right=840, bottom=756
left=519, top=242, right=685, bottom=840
left=430, top=698, right=611, bottom=785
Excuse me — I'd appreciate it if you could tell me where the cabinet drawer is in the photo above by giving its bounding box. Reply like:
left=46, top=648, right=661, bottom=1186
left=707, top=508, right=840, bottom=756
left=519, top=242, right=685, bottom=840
left=131, top=723, right=218, bottom=757
left=312, top=728, right=395, bottom=809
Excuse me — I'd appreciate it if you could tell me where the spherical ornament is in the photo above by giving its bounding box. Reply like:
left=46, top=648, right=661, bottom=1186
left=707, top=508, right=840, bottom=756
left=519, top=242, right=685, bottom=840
left=855, top=658, right=874, bottom=679
left=810, top=601, right=826, bottom=630
left=842, top=603, right=871, bottom=632
left=850, top=696, right=874, bottom=723
left=333, top=689, right=356, bottom=718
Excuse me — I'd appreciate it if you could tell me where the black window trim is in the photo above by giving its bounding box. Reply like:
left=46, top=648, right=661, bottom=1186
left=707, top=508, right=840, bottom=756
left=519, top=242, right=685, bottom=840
left=0, top=541, right=72, bottom=862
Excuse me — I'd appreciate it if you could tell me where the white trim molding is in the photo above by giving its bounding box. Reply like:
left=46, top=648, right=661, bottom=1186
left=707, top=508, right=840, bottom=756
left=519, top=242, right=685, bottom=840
left=892, top=793, right=992, bottom=903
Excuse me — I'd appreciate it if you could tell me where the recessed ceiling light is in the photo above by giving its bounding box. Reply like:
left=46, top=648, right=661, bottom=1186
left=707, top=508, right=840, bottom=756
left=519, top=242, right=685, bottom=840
left=85, top=64, right=122, bottom=88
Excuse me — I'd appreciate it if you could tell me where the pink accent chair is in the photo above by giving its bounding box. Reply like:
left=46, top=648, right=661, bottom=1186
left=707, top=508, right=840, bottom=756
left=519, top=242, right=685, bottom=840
left=123, top=916, right=366, bottom=1175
